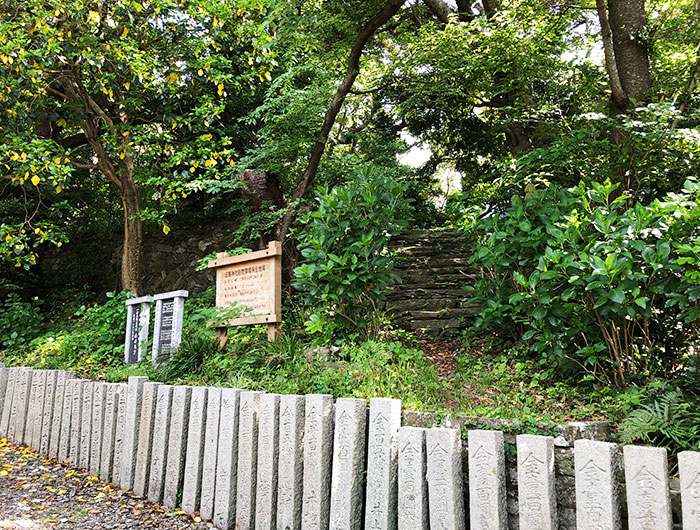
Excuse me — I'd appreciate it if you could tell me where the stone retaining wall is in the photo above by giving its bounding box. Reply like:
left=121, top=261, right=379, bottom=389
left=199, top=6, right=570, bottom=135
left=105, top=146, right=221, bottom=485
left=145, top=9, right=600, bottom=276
left=0, top=363, right=693, bottom=529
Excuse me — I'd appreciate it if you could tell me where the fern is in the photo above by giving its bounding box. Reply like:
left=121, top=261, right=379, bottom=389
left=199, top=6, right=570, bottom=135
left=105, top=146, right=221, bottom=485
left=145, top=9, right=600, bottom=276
left=619, top=389, right=700, bottom=452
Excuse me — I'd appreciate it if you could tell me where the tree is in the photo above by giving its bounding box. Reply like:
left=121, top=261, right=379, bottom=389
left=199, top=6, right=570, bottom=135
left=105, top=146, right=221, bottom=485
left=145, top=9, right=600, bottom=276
left=0, top=0, right=274, bottom=293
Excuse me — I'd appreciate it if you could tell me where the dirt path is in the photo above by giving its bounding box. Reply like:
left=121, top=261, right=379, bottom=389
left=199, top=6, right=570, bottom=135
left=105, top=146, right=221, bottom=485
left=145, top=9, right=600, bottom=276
left=0, top=438, right=210, bottom=529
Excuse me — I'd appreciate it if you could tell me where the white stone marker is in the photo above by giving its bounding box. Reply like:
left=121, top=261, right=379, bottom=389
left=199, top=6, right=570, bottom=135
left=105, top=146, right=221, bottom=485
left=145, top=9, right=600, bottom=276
left=133, top=382, right=162, bottom=497
left=468, top=429, right=506, bottom=530
left=398, top=427, right=429, bottom=530
left=49, top=371, right=74, bottom=459
left=0, top=367, right=17, bottom=438
left=151, top=290, right=188, bottom=365
left=28, top=369, right=47, bottom=447
left=79, top=381, right=95, bottom=470
left=100, top=384, right=120, bottom=482
left=516, top=434, right=557, bottom=530
left=148, top=384, right=173, bottom=503
left=277, top=394, right=305, bottom=530
left=69, top=380, right=86, bottom=465
left=9, top=368, right=33, bottom=444
left=365, top=398, right=401, bottom=530
left=112, top=383, right=128, bottom=486
left=58, top=378, right=76, bottom=463
left=426, top=428, right=465, bottom=530
left=256, top=393, right=281, bottom=530
left=124, top=295, right=153, bottom=364
left=679, top=451, right=700, bottom=530
left=574, top=439, right=621, bottom=530
left=89, top=383, right=108, bottom=476
left=163, top=385, right=192, bottom=508
left=120, top=375, right=148, bottom=491
left=624, top=445, right=672, bottom=530
left=200, top=387, right=222, bottom=521
left=182, top=386, right=208, bottom=514
left=213, top=388, right=241, bottom=528
left=329, top=397, right=367, bottom=530
left=40, top=370, right=59, bottom=454
left=234, top=390, right=261, bottom=530
left=302, top=393, right=334, bottom=530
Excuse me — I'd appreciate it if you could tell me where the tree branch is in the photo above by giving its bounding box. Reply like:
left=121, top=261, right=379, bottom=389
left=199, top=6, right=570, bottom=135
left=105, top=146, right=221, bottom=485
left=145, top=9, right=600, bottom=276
left=274, top=0, right=407, bottom=243
left=422, top=0, right=455, bottom=24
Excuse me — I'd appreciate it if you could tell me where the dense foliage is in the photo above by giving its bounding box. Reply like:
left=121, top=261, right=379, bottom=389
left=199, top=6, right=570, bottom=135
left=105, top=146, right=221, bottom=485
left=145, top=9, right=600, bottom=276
left=469, top=179, right=700, bottom=386
left=293, top=167, right=411, bottom=338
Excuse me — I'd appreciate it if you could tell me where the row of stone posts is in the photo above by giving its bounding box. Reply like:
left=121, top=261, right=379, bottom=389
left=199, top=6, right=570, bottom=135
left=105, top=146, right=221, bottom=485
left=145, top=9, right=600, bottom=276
left=1, top=364, right=700, bottom=529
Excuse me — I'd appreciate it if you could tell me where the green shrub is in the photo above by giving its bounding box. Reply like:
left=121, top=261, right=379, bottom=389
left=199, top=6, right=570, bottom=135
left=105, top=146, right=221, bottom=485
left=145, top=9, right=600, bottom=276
left=293, top=166, right=412, bottom=338
left=0, top=293, right=44, bottom=350
left=469, top=179, right=700, bottom=386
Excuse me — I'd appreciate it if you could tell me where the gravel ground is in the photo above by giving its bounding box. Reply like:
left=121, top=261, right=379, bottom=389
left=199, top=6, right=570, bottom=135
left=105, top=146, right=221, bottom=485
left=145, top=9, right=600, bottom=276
left=0, top=438, right=212, bottom=529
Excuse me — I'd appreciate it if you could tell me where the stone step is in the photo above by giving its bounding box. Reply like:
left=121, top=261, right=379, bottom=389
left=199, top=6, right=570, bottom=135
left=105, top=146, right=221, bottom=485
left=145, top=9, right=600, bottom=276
left=408, top=318, right=462, bottom=331
left=394, top=257, right=474, bottom=268
left=397, top=273, right=478, bottom=285
left=385, top=299, right=480, bottom=312
left=386, top=288, right=472, bottom=299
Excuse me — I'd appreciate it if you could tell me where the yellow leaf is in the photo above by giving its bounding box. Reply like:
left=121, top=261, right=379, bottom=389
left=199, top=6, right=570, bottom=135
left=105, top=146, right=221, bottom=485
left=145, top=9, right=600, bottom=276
left=217, top=83, right=224, bottom=95
left=14, top=263, right=21, bottom=268
left=121, top=27, right=128, bottom=38
left=57, top=118, right=67, bottom=127
left=124, top=81, right=130, bottom=90
left=167, top=72, right=179, bottom=83
left=162, top=224, right=170, bottom=235
left=31, top=175, right=40, bottom=186
left=55, top=186, right=62, bottom=194
left=119, top=152, right=125, bottom=160
left=53, top=157, right=62, bottom=164
left=265, top=71, right=271, bottom=81
left=57, top=242, right=62, bottom=247
left=197, top=69, right=204, bottom=76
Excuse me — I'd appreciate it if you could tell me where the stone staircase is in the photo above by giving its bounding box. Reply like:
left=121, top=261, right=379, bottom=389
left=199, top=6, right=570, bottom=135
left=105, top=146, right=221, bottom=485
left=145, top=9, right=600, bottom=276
left=386, top=229, right=481, bottom=334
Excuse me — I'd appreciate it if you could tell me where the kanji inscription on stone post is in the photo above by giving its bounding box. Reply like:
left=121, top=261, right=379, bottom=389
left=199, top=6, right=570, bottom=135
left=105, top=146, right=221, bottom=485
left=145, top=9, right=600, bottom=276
left=207, top=241, right=282, bottom=342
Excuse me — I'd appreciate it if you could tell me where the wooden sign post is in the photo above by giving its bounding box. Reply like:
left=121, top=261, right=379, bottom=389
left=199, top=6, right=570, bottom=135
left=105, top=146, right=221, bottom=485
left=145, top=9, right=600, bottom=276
left=207, top=241, right=282, bottom=347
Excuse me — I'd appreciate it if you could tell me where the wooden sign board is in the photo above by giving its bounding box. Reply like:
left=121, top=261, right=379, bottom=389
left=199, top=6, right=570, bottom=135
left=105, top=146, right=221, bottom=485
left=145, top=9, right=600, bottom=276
left=208, top=241, right=282, bottom=342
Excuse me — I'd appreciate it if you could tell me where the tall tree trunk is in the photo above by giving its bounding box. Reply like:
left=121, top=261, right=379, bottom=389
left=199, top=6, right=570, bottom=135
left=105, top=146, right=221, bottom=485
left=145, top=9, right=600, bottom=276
left=119, top=178, right=143, bottom=296
left=273, top=0, right=406, bottom=244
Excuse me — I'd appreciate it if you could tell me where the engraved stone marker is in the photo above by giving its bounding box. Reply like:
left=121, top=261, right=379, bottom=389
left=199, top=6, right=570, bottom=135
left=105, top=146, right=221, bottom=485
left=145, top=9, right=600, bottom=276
left=151, top=290, right=188, bottom=364
left=468, top=429, right=507, bottom=530
left=79, top=381, right=95, bottom=470
left=277, top=394, right=305, bottom=530
left=624, top=445, right=672, bottom=530
left=0, top=367, right=17, bottom=438
left=148, top=384, right=173, bottom=503
left=679, top=450, right=700, bottom=530
left=213, top=388, right=241, bottom=529
left=112, top=383, right=128, bottom=485
left=516, top=434, right=557, bottom=530
left=574, top=439, right=621, bottom=530
left=329, top=398, right=367, bottom=530
left=365, top=397, right=401, bottom=530
left=207, top=241, right=283, bottom=342
left=234, top=390, right=261, bottom=530
left=398, top=427, right=429, bottom=530
left=90, top=383, right=108, bottom=476
left=40, top=370, right=58, bottom=454
left=120, top=375, right=148, bottom=491
left=58, top=378, right=76, bottom=463
left=426, top=428, right=465, bottom=530
left=302, top=393, right=334, bottom=530
left=100, top=384, right=120, bottom=482
left=133, top=382, right=162, bottom=497
left=164, top=385, right=192, bottom=508
left=256, top=393, right=281, bottom=530
left=200, top=387, right=222, bottom=521
left=49, top=371, right=74, bottom=459
left=69, top=380, right=86, bottom=465
left=182, top=386, right=208, bottom=514
left=9, top=367, right=32, bottom=444
left=28, top=369, right=46, bottom=447
left=124, top=295, right=153, bottom=364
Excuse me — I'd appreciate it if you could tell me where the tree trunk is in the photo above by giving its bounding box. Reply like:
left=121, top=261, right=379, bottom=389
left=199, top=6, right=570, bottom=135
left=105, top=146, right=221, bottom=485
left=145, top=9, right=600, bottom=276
left=119, top=178, right=143, bottom=295
left=273, top=0, right=406, bottom=244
